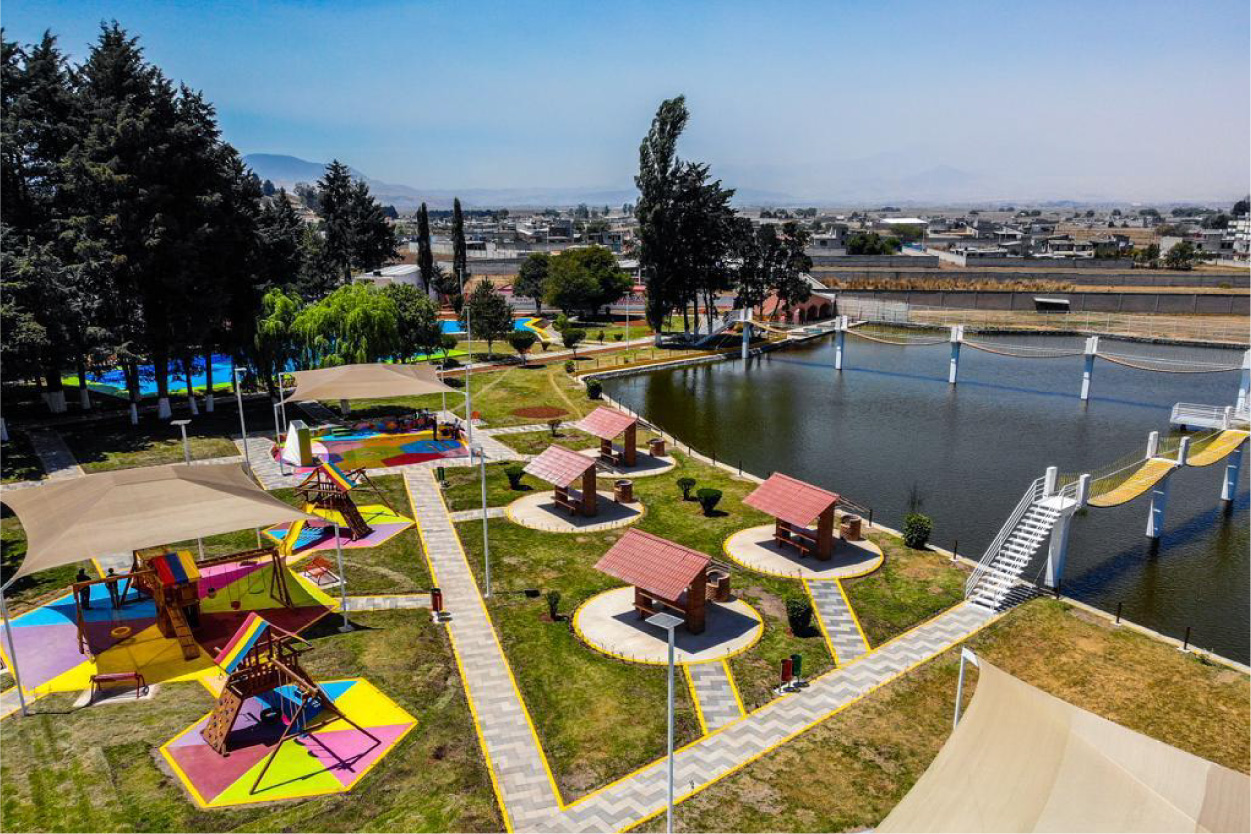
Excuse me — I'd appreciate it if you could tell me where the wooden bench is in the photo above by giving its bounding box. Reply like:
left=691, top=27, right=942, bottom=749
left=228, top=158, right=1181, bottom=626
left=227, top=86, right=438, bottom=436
left=553, top=490, right=581, bottom=515
left=90, top=671, right=147, bottom=701
left=775, top=524, right=819, bottom=557
left=302, top=556, right=338, bottom=586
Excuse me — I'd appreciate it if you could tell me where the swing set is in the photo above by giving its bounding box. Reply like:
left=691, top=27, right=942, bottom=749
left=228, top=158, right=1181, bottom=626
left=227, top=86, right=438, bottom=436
left=201, top=613, right=381, bottom=795
left=294, top=461, right=397, bottom=541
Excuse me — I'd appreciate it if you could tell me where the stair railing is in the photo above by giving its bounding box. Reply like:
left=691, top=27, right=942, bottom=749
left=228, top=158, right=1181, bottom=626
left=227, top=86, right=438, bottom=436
left=965, top=476, right=1044, bottom=598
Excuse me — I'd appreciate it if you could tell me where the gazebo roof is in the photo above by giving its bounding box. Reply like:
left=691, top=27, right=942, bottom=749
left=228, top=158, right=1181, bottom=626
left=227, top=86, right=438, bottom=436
left=523, top=444, right=598, bottom=487
left=595, top=529, right=709, bottom=602
left=574, top=407, right=637, bottom=440
left=743, top=473, right=840, bottom=529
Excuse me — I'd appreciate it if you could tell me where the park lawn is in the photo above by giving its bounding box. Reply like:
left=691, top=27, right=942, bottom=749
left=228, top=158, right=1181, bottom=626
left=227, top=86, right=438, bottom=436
left=441, top=462, right=533, bottom=513
left=58, top=400, right=277, bottom=473
left=639, top=598, right=1250, bottom=833
left=1, top=430, right=45, bottom=483
left=496, top=427, right=598, bottom=456
left=841, top=532, right=968, bottom=647
left=0, top=609, right=502, bottom=833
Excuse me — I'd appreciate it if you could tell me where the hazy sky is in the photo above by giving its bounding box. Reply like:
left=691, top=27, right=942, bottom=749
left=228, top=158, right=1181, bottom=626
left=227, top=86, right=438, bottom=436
left=5, top=0, right=1249, bottom=202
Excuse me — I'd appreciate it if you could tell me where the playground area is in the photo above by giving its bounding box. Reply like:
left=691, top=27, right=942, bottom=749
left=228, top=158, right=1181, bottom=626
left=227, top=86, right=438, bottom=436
left=276, top=423, right=468, bottom=472
left=61, top=354, right=237, bottom=400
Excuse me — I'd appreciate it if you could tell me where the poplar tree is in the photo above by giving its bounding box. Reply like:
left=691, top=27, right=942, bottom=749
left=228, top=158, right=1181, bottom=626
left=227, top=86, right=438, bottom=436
left=416, top=201, right=434, bottom=293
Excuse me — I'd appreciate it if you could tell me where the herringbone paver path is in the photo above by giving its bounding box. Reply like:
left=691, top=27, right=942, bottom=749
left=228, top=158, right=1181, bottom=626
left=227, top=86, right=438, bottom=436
left=547, top=602, right=994, bottom=832
left=404, top=468, right=562, bottom=831
left=234, top=436, right=300, bottom=489
left=343, top=594, right=430, bottom=611
left=687, top=661, right=744, bottom=734
left=25, top=427, right=83, bottom=479
left=808, top=580, right=871, bottom=665
left=478, top=423, right=551, bottom=436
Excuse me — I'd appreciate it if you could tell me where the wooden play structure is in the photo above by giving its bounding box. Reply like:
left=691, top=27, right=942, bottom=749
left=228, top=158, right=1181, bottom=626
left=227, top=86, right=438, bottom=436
left=200, top=614, right=380, bottom=794
left=294, top=461, right=396, bottom=540
left=743, top=472, right=842, bottom=561
left=524, top=445, right=601, bottom=517
left=575, top=407, right=639, bottom=468
left=71, top=546, right=295, bottom=662
left=595, top=529, right=732, bottom=635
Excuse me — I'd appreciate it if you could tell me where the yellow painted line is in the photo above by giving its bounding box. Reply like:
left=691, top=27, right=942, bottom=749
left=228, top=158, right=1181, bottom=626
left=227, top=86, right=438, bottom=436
left=1088, top=458, right=1177, bottom=507
left=1186, top=430, right=1249, bottom=467
left=720, top=527, right=884, bottom=582
left=836, top=578, right=873, bottom=652
left=684, top=666, right=708, bottom=737
left=723, top=659, right=747, bottom=719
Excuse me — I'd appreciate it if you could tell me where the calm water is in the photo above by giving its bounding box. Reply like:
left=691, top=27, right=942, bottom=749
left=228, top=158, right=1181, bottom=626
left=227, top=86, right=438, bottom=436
left=604, top=334, right=1250, bottom=663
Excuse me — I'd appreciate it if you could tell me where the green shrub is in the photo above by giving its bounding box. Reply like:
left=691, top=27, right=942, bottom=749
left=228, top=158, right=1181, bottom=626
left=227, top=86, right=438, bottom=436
left=676, top=477, right=697, bottom=500
left=785, top=596, right=813, bottom=635
left=597, top=330, right=606, bottom=343
left=903, top=512, right=933, bottom=549
left=547, top=418, right=561, bottom=436
left=545, top=589, right=561, bottom=620
left=695, top=487, right=722, bottom=516
left=613, top=332, right=624, bottom=342
left=586, top=379, right=603, bottom=400
left=564, top=360, right=575, bottom=373
left=504, top=465, right=526, bottom=490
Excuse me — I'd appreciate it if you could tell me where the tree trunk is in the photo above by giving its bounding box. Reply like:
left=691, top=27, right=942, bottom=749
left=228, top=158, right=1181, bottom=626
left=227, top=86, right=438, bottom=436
left=43, top=354, right=67, bottom=414
left=182, top=351, right=199, bottom=416
left=124, top=360, right=141, bottom=425
left=75, top=357, right=92, bottom=411
left=203, top=347, right=215, bottom=412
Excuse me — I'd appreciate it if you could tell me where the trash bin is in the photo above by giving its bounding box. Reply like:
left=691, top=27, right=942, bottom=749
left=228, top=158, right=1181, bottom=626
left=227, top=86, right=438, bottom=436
left=648, top=437, right=667, bottom=457
left=840, top=514, right=862, bottom=541
left=614, top=479, right=634, bottom=503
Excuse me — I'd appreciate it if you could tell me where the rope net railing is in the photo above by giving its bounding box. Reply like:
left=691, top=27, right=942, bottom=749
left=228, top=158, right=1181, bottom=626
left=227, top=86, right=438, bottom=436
left=963, top=339, right=1086, bottom=359
left=1059, top=428, right=1222, bottom=500
left=845, top=324, right=950, bottom=346
left=1096, top=351, right=1244, bottom=374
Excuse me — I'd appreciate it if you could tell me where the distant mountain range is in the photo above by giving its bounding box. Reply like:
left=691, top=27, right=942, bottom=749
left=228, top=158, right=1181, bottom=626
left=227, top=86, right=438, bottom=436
left=243, top=153, right=794, bottom=210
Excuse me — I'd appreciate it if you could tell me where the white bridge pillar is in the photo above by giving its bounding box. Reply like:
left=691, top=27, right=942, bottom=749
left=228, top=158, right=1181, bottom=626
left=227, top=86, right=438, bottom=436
left=1045, top=473, right=1088, bottom=590
left=1222, top=443, right=1244, bottom=504
left=834, top=316, right=847, bottom=372
left=948, top=325, right=964, bottom=385
left=1080, top=336, right=1099, bottom=401
left=1238, top=350, right=1251, bottom=413
left=741, top=319, right=752, bottom=361
left=1145, top=477, right=1170, bottom=540
left=1146, top=430, right=1160, bottom=459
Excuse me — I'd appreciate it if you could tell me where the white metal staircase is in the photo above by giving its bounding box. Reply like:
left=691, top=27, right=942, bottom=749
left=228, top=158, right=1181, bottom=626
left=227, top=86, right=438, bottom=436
left=965, top=477, right=1078, bottom=610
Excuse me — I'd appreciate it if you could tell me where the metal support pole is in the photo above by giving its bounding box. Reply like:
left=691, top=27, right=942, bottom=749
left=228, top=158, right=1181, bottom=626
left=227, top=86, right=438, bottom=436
left=475, top=443, right=492, bottom=598
left=1221, top=443, right=1244, bottom=504
left=333, top=522, right=351, bottom=632
left=273, top=403, right=286, bottom=476
left=948, top=325, right=963, bottom=385
left=277, top=373, right=288, bottom=432
left=1080, top=336, right=1098, bottom=401
left=953, top=647, right=978, bottom=729
left=665, top=626, right=674, bottom=833
left=0, top=588, right=30, bottom=716
left=234, top=367, right=251, bottom=472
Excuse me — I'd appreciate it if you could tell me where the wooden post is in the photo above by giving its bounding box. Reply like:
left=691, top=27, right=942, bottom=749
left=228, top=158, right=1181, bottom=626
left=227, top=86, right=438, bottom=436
left=816, top=506, right=834, bottom=561
left=686, top=573, right=707, bottom=635
left=623, top=422, right=637, bottom=466
left=582, top=467, right=598, bottom=516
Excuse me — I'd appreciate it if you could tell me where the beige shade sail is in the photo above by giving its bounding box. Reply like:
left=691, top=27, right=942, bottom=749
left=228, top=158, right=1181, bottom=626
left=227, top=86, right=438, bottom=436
left=878, top=659, right=1250, bottom=833
left=282, top=363, right=454, bottom=403
left=0, top=463, right=314, bottom=583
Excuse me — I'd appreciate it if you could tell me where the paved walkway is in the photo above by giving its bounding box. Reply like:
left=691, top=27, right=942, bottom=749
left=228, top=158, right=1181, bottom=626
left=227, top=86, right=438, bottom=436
left=403, top=468, right=563, bottom=831
left=234, top=435, right=301, bottom=489
left=478, top=423, right=551, bottom=437
left=687, top=661, right=744, bottom=734
left=807, top=580, right=872, bottom=665
left=25, top=427, right=83, bottom=479
left=449, top=507, right=508, bottom=523
left=343, top=594, right=430, bottom=611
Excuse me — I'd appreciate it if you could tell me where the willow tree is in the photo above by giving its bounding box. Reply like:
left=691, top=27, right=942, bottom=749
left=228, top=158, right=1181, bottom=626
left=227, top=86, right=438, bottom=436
left=292, top=283, right=399, bottom=366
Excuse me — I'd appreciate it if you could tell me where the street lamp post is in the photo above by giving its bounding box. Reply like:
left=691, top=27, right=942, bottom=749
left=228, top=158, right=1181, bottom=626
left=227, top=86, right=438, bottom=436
left=233, top=366, right=251, bottom=473
left=459, top=268, right=474, bottom=445
left=171, top=419, right=204, bottom=560
left=0, top=585, right=29, bottom=716
left=473, top=443, right=491, bottom=597
left=646, top=611, right=683, bottom=834
left=272, top=403, right=286, bottom=476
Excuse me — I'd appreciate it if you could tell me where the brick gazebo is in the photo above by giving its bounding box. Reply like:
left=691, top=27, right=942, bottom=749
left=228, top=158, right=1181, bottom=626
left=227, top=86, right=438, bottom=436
left=524, top=444, right=600, bottom=517
left=743, top=473, right=840, bottom=560
left=594, top=529, right=730, bottom=635
left=575, top=407, right=638, bottom=467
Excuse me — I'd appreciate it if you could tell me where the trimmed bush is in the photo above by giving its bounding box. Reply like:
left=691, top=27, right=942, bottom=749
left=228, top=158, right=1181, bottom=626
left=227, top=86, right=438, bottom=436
left=545, top=589, right=561, bottom=620
left=903, top=512, right=933, bottom=549
left=613, top=332, right=624, bottom=342
left=547, top=418, right=561, bottom=436
left=586, top=379, right=603, bottom=400
left=564, top=360, right=575, bottom=373
left=695, top=487, right=722, bottom=516
left=785, top=596, right=813, bottom=635
left=676, top=477, right=697, bottom=500
left=597, top=330, right=606, bottom=343
left=505, top=465, right=526, bottom=490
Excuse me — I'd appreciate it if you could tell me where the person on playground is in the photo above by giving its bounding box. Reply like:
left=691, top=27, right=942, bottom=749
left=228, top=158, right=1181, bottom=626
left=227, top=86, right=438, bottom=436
left=104, top=568, right=121, bottom=609
left=75, top=568, right=92, bottom=610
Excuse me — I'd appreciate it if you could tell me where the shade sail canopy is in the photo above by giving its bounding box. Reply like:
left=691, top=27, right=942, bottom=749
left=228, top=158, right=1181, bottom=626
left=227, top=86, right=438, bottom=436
left=595, top=529, right=709, bottom=601
left=743, top=473, right=840, bottom=528
left=283, top=363, right=455, bottom=403
left=0, top=463, right=314, bottom=582
left=878, top=659, right=1250, bottom=833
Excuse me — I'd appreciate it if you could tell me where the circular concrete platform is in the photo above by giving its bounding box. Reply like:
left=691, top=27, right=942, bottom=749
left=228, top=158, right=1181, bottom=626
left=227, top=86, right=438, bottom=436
left=573, top=586, right=763, bottom=665
left=576, top=447, right=677, bottom=478
left=505, top=490, right=644, bottom=533
left=724, top=523, right=883, bottom=580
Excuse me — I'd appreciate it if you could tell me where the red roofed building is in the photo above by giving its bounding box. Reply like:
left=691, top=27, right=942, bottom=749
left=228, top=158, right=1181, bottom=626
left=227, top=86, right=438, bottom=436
left=743, top=473, right=841, bottom=560
left=524, top=445, right=600, bottom=517
left=595, top=529, right=725, bottom=634
left=575, top=407, right=638, bottom=467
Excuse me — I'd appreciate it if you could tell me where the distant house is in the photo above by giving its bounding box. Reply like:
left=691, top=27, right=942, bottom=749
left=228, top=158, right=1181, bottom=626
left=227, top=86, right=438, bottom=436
left=352, top=264, right=439, bottom=299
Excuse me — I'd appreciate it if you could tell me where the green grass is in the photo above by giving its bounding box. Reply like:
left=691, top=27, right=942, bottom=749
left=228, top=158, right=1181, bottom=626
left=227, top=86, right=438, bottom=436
left=841, top=532, right=968, bottom=647
left=1, top=430, right=45, bottom=483
left=441, top=463, right=533, bottom=513
left=0, top=610, right=502, bottom=832
left=639, top=599, right=1250, bottom=833
left=496, top=427, right=599, bottom=456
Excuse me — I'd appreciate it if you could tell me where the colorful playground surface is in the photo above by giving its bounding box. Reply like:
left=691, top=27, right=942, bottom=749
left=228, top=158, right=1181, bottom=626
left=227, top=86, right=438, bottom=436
left=0, top=562, right=335, bottom=697
left=62, top=354, right=236, bottom=399
left=439, top=316, right=544, bottom=336
left=279, top=428, right=468, bottom=472
left=161, top=677, right=416, bottom=808
left=264, top=504, right=413, bottom=556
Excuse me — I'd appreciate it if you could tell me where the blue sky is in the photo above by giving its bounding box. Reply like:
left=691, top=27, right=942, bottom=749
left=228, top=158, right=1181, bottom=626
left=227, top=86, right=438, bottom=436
left=4, top=0, right=1249, bottom=202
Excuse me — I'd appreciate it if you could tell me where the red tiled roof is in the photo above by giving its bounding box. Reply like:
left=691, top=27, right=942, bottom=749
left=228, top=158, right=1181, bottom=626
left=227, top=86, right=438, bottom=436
left=523, top=444, right=597, bottom=487
left=595, top=529, right=710, bottom=602
left=743, top=473, right=840, bottom=528
left=574, top=407, right=637, bottom=440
